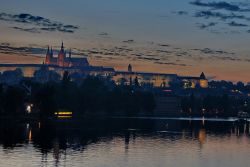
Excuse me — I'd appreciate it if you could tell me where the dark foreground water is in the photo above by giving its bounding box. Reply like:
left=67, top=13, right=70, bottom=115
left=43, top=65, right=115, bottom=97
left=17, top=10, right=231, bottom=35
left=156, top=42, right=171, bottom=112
left=0, top=118, right=250, bottom=167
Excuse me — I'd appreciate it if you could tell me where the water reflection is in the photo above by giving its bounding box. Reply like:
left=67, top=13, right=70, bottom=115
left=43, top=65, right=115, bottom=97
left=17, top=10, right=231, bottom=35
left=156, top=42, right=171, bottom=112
left=0, top=118, right=249, bottom=167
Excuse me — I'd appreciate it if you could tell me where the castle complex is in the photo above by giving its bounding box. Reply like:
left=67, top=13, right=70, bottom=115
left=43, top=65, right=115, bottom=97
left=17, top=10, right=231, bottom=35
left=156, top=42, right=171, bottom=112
left=0, top=42, right=208, bottom=88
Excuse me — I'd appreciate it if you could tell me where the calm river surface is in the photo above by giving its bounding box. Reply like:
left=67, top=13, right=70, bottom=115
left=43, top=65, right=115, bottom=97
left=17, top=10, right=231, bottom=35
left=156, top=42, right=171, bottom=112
left=0, top=118, right=250, bottom=167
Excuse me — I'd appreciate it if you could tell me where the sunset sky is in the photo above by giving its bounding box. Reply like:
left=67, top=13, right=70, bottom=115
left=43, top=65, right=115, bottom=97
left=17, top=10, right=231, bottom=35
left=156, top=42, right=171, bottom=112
left=0, top=0, right=250, bottom=82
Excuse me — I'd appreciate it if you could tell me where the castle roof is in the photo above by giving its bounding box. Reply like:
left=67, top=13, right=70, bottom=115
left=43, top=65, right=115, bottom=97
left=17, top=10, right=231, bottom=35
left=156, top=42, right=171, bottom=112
left=200, top=72, right=206, bottom=80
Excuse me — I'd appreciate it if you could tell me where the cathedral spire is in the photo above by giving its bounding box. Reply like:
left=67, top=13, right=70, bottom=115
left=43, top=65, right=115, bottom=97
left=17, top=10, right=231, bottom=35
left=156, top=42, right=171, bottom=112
left=61, top=41, right=64, bottom=51
left=45, top=46, right=51, bottom=64
left=50, top=46, right=53, bottom=57
left=46, top=46, right=50, bottom=55
left=200, top=72, right=206, bottom=80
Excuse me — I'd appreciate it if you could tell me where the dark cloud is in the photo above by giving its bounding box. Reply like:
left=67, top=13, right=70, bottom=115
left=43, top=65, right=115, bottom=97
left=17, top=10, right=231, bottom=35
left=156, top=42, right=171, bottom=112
left=0, top=43, right=89, bottom=59
left=178, top=11, right=189, bottom=15
left=122, top=39, right=135, bottom=43
left=172, top=11, right=189, bottom=15
left=0, top=43, right=45, bottom=57
left=99, top=32, right=109, bottom=36
left=114, top=47, right=133, bottom=52
left=210, top=55, right=241, bottom=61
left=12, top=26, right=40, bottom=33
left=131, top=53, right=143, bottom=57
left=190, top=1, right=246, bottom=12
left=138, top=57, right=161, bottom=61
left=188, top=1, right=250, bottom=33
left=158, top=44, right=170, bottom=47
left=156, top=50, right=173, bottom=54
left=154, top=61, right=191, bottom=67
left=228, top=21, right=248, bottom=26
left=192, top=48, right=235, bottom=55
left=189, top=47, right=246, bottom=62
left=197, top=22, right=217, bottom=29
left=88, top=50, right=102, bottom=55
left=0, top=12, right=78, bottom=33
left=194, top=11, right=248, bottom=20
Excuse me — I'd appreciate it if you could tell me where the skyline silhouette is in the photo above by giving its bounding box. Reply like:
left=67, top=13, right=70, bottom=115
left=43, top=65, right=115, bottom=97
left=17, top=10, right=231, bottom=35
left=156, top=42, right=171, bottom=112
left=0, top=0, right=250, bottom=82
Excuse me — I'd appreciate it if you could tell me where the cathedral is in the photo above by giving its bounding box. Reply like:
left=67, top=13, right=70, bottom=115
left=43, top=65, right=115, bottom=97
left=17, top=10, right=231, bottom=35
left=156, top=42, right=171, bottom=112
left=45, top=42, right=89, bottom=68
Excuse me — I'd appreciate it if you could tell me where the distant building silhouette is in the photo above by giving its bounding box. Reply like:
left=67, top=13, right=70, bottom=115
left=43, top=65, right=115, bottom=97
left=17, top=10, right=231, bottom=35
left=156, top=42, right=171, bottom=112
left=128, top=64, right=132, bottom=73
left=0, top=68, right=23, bottom=85
left=0, top=43, right=209, bottom=88
left=45, top=42, right=89, bottom=67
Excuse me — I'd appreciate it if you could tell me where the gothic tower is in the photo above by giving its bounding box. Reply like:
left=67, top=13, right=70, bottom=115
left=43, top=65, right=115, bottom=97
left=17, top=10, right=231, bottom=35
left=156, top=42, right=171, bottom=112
left=58, top=42, right=65, bottom=67
left=45, top=46, right=51, bottom=64
left=128, top=64, right=132, bottom=73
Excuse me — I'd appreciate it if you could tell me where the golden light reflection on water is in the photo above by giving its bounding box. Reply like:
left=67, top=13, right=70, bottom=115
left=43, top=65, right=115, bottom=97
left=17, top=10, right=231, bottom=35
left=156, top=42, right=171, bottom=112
left=202, top=117, right=205, bottom=126
left=198, top=129, right=206, bottom=144
left=58, top=116, right=72, bottom=119
left=28, top=129, right=32, bottom=142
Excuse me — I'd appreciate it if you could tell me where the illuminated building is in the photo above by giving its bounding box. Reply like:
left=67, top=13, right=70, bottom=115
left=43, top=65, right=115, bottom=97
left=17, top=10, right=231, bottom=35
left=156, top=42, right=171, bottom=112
left=45, top=42, right=89, bottom=67
left=113, top=66, right=208, bottom=88
left=0, top=42, right=208, bottom=88
left=113, top=71, right=178, bottom=87
left=54, top=111, right=73, bottom=118
left=199, top=72, right=208, bottom=88
left=0, top=43, right=115, bottom=80
left=178, top=72, right=208, bottom=89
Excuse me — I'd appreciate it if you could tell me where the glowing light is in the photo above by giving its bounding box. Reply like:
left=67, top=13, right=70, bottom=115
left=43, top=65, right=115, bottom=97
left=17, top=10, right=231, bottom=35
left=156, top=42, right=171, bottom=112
left=54, top=111, right=73, bottom=115
left=202, top=116, right=205, bottom=126
left=198, top=129, right=206, bottom=144
left=26, top=104, right=33, bottom=113
left=200, top=79, right=208, bottom=88
left=28, top=129, right=32, bottom=141
left=54, top=111, right=73, bottom=119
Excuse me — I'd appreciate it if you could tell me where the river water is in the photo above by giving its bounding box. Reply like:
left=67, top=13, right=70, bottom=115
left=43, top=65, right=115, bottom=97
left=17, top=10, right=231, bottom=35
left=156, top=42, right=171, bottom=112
left=0, top=118, right=249, bottom=167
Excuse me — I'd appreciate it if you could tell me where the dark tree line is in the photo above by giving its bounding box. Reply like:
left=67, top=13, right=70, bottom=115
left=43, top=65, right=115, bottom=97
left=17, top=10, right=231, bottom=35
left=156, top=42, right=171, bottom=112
left=0, top=84, right=26, bottom=117
left=0, top=72, right=156, bottom=118
left=32, top=74, right=156, bottom=117
left=181, top=93, right=249, bottom=117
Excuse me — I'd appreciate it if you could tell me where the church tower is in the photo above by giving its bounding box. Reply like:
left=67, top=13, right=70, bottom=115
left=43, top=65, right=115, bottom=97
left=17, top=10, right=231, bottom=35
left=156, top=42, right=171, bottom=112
left=128, top=64, right=132, bottom=73
left=45, top=46, right=51, bottom=64
left=199, top=72, right=208, bottom=88
left=58, top=42, right=65, bottom=67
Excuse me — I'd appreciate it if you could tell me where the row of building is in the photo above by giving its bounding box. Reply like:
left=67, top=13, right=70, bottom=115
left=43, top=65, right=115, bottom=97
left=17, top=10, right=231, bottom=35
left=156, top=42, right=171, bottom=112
left=0, top=42, right=208, bottom=88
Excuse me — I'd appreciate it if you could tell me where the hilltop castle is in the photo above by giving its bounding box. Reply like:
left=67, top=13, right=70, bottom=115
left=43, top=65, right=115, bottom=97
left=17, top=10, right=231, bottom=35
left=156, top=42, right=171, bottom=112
left=45, top=42, right=89, bottom=67
left=0, top=42, right=208, bottom=88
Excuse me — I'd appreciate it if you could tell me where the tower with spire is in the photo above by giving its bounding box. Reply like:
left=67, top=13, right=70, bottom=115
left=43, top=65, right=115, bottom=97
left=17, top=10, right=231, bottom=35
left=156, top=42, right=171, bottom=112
left=58, top=42, right=66, bottom=67
left=45, top=46, right=51, bottom=64
left=128, top=64, right=132, bottom=73
left=199, top=72, right=208, bottom=88
left=44, top=42, right=89, bottom=68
